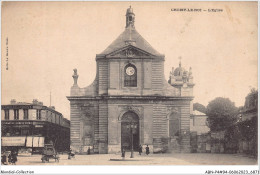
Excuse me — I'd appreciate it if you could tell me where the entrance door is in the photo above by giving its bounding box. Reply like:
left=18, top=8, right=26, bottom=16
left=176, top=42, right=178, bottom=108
left=121, top=112, right=139, bottom=151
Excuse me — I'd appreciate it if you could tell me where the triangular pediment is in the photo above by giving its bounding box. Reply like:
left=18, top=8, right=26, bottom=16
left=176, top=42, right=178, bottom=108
left=106, top=45, right=153, bottom=58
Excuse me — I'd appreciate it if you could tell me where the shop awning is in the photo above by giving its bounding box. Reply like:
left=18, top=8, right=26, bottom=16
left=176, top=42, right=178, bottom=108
left=26, top=137, right=45, bottom=147
left=1, top=136, right=45, bottom=147
left=1, top=137, right=26, bottom=146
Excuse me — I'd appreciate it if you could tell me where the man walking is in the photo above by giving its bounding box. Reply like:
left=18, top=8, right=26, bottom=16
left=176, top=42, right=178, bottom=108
left=10, top=151, right=17, bottom=165
left=1, top=152, right=7, bottom=165
left=87, top=147, right=91, bottom=155
left=68, top=148, right=72, bottom=159
left=138, top=145, right=142, bottom=155
left=145, top=145, right=150, bottom=155
left=121, top=148, right=125, bottom=160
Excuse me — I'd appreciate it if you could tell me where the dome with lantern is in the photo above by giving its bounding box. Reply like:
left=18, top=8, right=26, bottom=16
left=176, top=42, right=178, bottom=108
left=173, top=61, right=187, bottom=76
left=168, top=58, right=194, bottom=85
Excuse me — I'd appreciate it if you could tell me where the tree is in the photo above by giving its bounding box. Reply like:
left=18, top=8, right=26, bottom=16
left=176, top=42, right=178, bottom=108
left=245, top=88, right=258, bottom=108
left=193, top=103, right=206, bottom=113
left=206, top=97, right=238, bottom=131
left=249, top=87, right=258, bottom=94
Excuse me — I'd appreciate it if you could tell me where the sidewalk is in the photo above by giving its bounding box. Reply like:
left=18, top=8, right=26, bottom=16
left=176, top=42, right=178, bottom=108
left=2, top=152, right=257, bottom=165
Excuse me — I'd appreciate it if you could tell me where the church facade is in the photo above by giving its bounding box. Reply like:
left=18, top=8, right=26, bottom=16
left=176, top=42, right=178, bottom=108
left=67, top=7, right=194, bottom=154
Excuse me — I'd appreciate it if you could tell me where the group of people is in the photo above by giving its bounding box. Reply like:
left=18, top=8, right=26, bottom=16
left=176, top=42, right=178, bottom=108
left=138, top=145, right=150, bottom=155
left=1, top=150, right=18, bottom=165
left=121, top=145, right=150, bottom=159
left=68, top=147, right=92, bottom=159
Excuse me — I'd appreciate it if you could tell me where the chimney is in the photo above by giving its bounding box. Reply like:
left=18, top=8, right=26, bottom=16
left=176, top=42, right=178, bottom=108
left=38, top=102, right=43, bottom=106
left=10, top=99, right=16, bottom=104
left=32, top=99, right=38, bottom=104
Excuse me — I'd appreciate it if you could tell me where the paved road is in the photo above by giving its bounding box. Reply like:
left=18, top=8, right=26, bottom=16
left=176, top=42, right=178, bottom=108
left=2, top=152, right=257, bottom=165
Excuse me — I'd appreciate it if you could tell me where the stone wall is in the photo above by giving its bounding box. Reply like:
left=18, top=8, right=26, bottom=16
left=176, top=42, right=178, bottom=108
left=103, top=58, right=171, bottom=96
left=69, top=98, right=192, bottom=154
left=98, top=61, right=108, bottom=95
left=69, top=100, right=99, bottom=154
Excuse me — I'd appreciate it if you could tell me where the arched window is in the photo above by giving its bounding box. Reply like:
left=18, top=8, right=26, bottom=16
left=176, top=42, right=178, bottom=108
left=124, top=64, right=137, bottom=87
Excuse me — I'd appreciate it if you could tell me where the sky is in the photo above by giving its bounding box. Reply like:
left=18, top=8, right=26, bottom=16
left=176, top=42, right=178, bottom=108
left=2, top=1, right=258, bottom=120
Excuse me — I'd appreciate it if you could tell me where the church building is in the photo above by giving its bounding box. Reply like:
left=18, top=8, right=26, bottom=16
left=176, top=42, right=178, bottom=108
left=67, top=7, right=194, bottom=154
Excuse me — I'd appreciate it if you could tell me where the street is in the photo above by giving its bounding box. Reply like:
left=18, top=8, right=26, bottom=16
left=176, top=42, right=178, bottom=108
left=3, top=152, right=257, bottom=165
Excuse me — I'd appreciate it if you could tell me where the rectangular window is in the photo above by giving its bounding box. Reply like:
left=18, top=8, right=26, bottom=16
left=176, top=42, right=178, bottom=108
left=14, top=109, right=19, bottom=120
left=4, top=109, right=9, bottom=120
left=23, top=109, right=28, bottom=120
left=36, top=110, right=41, bottom=120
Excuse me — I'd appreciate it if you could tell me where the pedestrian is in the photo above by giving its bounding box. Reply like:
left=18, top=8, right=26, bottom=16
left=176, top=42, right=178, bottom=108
left=68, top=148, right=72, bottom=159
left=121, top=148, right=125, bottom=160
left=138, top=145, right=142, bottom=155
left=8, top=152, right=12, bottom=164
left=145, top=145, right=150, bottom=155
left=1, top=153, right=7, bottom=165
left=87, top=147, right=91, bottom=155
left=11, top=151, right=17, bottom=165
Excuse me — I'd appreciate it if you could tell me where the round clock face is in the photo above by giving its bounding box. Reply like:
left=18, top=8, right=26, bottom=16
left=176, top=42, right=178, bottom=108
left=126, top=67, right=135, bottom=76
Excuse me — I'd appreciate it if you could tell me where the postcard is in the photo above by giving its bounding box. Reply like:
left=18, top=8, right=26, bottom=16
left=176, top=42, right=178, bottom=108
left=1, top=1, right=258, bottom=174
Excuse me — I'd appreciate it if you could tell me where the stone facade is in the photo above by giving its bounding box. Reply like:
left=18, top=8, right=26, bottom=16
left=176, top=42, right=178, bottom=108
left=67, top=7, right=194, bottom=154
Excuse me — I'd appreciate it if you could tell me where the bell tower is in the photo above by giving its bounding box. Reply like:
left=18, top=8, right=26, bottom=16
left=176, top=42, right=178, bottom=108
left=126, top=6, right=135, bottom=28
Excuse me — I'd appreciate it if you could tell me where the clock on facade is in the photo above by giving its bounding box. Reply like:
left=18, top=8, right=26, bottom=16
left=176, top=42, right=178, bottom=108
left=126, top=67, right=135, bottom=76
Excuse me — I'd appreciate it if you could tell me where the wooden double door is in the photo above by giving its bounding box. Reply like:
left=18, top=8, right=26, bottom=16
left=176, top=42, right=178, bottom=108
left=121, top=112, right=139, bottom=151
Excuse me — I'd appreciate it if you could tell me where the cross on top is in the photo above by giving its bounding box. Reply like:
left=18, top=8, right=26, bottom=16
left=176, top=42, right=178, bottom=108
left=178, top=56, right=182, bottom=67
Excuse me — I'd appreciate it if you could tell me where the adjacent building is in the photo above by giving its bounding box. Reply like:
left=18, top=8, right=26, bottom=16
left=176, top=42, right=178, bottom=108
left=67, top=7, right=194, bottom=154
left=190, top=110, right=210, bottom=153
left=237, top=90, right=258, bottom=155
left=190, top=110, right=210, bottom=135
left=1, top=99, right=70, bottom=153
left=240, top=90, right=258, bottom=121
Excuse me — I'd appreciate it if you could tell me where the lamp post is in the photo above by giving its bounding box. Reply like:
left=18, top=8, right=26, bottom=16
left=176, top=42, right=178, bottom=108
left=126, top=122, right=137, bottom=158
